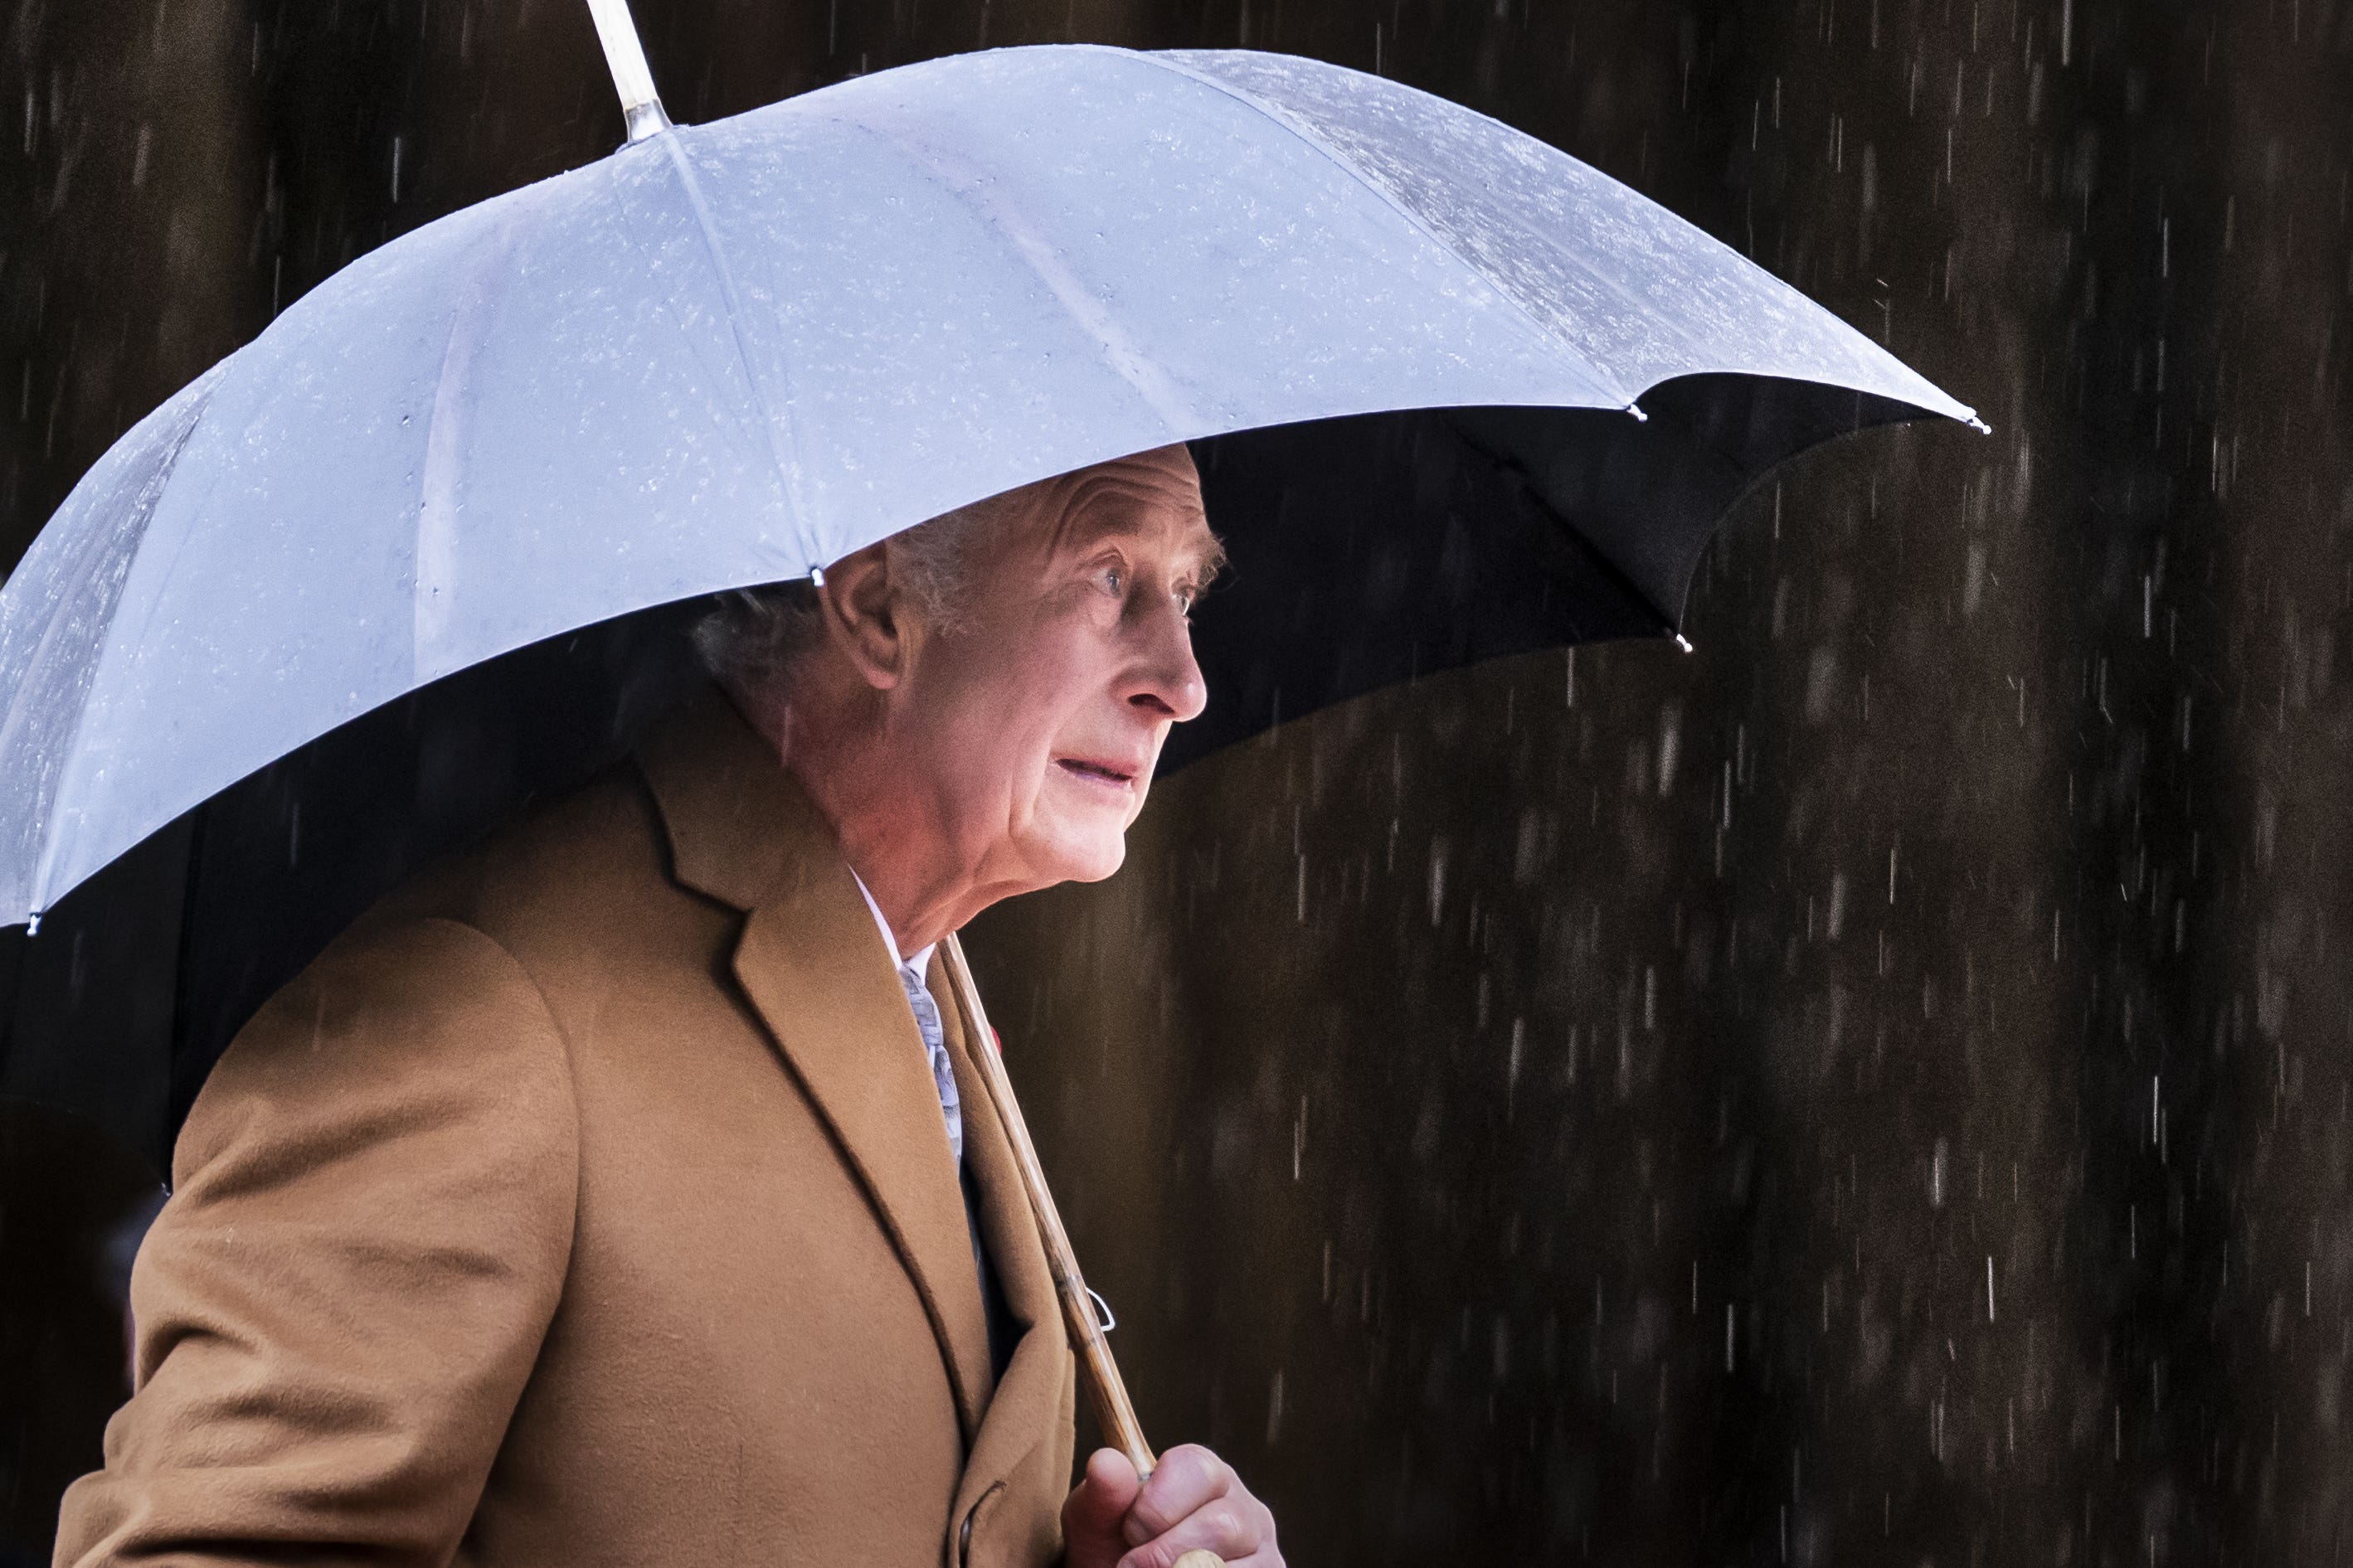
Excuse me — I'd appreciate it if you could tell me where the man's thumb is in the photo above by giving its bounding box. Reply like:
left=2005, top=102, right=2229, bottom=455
left=1062, top=1448, right=1144, bottom=1561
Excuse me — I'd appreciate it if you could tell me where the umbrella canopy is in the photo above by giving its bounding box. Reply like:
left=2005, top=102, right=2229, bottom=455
left=0, top=42, right=1974, bottom=930
left=0, top=42, right=1976, bottom=1168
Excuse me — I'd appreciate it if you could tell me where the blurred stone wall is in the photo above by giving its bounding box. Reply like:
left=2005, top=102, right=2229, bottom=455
left=3, top=0, right=2347, bottom=1562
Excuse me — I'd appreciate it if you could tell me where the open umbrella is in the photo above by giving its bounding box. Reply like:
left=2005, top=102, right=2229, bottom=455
left=0, top=0, right=1979, bottom=1496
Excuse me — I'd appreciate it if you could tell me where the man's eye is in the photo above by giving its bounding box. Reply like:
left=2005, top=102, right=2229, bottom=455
left=1174, top=587, right=1198, bottom=614
left=1099, top=566, right=1125, bottom=595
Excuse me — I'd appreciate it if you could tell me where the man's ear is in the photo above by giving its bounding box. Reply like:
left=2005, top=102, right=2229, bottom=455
left=814, top=541, right=907, bottom=691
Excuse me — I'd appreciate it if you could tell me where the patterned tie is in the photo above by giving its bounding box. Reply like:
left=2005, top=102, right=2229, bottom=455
left=897, top=963, right=963, bottom=1165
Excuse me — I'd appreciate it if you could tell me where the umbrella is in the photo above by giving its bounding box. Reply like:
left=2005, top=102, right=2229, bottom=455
left=0, top=0, right=1980, bottom=1494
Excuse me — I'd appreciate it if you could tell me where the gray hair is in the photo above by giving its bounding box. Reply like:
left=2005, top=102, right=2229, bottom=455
left=691, top=488, right=1019, bottom=696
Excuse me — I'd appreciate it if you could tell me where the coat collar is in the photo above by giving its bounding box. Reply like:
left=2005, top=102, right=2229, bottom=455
left=635, top=686, right=998, bottom=1439
left=634, top=684, right=808, bottom=911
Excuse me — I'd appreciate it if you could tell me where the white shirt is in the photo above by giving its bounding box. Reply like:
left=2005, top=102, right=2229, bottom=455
left=848, top=867, right=936, bottom=978
left=849, top=869, right=958, bottom=1163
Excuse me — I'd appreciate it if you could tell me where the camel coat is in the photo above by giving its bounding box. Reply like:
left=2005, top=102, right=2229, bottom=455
left=55, top=688, right=1077, bottom=1567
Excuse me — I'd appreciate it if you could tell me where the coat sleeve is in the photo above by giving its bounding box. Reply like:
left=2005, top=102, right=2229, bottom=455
left=53, top=915, right=579, bottom=1567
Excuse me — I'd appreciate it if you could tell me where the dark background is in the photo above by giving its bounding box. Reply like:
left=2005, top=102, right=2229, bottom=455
left=4, top=0, right=2350, bottom=1562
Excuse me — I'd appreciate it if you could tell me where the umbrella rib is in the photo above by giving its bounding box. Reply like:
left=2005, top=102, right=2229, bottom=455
left=1441, top=413, right=1684, bottom=643
left=824, top=109, right=1208, bottom=438
left=414, top=206, right=530, bottom=686
left=646, top=136, right=817, bottom=575
left=1126, top=48, right=1641, bottom=415
left=7, top=367, right=225, bottom=922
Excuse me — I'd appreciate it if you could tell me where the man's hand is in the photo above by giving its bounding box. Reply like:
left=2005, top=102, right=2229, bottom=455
left=1061, top=1444, right=1281, bottom=1568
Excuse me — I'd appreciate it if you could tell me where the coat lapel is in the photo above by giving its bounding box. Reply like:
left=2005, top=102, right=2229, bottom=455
left=931, top=951, right=1071, bottom=1523
left=637, top=687, right=995, bottom=1440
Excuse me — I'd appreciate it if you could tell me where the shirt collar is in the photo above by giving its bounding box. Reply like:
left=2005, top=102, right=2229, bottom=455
left=849, top=867, right=937, bottom=978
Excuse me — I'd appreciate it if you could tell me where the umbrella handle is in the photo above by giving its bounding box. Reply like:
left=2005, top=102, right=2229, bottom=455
left=939, top=934, right=1159, bottom=1478
left=940, top=938, right=1228, bottom=1568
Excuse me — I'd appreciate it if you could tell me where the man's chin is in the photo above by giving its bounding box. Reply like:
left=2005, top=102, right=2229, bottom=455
left=1035, top=830, right=1128, bottom=886
left=1031, top=779, right=1140, bottom=884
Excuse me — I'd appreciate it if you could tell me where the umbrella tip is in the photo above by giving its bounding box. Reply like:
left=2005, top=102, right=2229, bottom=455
left=585, top=0, right=673, bottom=143
left=25, top=910, right=41, bottom=936
left=1625, top=400, right=1649, bottom=423
left=1967, top=414, right=1993, bottom=434
left=1674, top=633, right=1694, bottom=654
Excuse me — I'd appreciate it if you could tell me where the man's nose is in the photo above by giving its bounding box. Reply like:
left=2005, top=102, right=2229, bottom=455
left=1125, top=596, right=1208, bottom=723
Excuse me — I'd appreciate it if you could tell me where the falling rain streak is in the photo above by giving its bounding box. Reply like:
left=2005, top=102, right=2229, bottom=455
left=964, top=0, right=2353, bottom=1557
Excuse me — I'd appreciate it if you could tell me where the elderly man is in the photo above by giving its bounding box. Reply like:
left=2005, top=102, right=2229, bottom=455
left=54, top=444, right=1280, bottom=1568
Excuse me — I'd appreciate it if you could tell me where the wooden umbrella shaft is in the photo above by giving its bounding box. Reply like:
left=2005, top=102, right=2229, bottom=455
left=939, top=933, right=1158, bottom=1481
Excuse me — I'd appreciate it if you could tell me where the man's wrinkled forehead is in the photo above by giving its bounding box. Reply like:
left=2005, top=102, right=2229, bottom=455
left=1021, top=446, right=1216, bottom=565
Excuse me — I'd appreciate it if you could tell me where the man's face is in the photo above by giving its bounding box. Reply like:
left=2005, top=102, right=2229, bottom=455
left=890, top=447, right=1218, bottom=892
